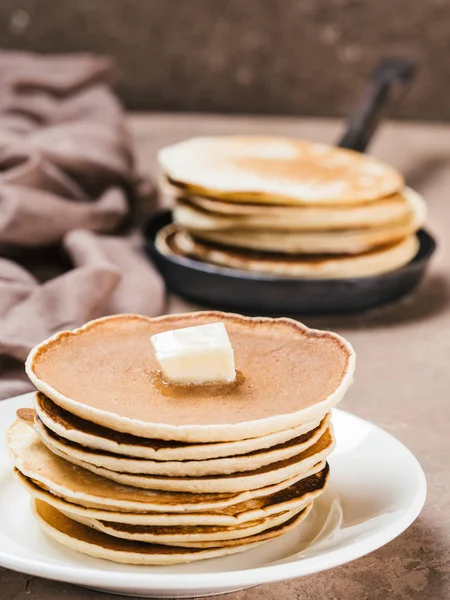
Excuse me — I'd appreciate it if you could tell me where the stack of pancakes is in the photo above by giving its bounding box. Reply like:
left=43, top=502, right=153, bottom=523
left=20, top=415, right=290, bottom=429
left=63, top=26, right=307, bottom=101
left=7, top=312, right=355, bottom=565
left=157, top=136, right=426, bottom=278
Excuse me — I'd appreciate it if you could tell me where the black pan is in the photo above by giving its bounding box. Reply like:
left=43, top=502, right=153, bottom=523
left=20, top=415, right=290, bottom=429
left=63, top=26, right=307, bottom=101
left=144, top=59, right=436, bottom=316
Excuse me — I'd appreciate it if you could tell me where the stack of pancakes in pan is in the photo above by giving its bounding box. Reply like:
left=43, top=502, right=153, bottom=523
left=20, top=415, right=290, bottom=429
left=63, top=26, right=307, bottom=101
left=157, top=137, right=426, bottom=278
left=7, top=312, right=355, bottom=565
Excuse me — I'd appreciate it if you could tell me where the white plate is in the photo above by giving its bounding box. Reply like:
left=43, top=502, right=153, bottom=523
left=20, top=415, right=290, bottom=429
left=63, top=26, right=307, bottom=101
left=0, top=393, right=426, bottom=598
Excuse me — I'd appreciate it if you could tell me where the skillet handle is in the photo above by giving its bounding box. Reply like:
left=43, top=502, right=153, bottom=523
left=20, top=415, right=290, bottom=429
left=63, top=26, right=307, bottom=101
left=338, top=58, right=417, bottom=153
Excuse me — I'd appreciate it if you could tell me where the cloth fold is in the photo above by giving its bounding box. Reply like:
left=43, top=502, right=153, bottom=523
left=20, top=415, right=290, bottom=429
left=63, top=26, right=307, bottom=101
left=0, top=52, right=165, bottom=400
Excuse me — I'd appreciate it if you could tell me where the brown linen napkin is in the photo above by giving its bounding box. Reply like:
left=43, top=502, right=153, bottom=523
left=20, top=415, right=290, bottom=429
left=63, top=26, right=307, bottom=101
left=0, top=52, right=165, bottom=399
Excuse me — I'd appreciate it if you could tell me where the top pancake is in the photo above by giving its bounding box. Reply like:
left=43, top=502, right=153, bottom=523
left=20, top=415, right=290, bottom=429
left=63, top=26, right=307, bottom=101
left=158, top=136, right=404, bottom=206
left=26, top=312, right=355, bottom=442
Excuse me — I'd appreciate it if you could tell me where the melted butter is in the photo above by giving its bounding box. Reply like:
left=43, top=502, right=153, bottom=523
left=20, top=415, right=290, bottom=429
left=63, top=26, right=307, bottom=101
left=150, top=369, right=245, bottom=398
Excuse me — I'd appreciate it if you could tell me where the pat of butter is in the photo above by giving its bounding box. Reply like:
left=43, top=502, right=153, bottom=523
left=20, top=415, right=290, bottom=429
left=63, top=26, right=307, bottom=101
left=151, top=322, right=236, bottom=384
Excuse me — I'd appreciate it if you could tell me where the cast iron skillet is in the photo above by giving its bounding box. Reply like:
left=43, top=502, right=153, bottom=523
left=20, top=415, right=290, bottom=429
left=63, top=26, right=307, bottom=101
left=144, top=59, right=436, bottom=315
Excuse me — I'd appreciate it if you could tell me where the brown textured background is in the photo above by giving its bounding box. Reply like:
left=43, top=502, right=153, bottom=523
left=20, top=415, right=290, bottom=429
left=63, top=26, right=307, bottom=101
left=1, top=0, right=450, bottom=120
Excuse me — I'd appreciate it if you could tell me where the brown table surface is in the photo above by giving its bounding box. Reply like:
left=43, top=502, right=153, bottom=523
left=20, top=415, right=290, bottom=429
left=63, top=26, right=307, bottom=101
left=2, top=114, right=450, bottom=600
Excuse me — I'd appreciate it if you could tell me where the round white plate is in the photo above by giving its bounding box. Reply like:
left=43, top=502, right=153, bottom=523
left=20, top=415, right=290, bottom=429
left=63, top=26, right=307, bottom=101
left=0, top=393, right=426, bottom=598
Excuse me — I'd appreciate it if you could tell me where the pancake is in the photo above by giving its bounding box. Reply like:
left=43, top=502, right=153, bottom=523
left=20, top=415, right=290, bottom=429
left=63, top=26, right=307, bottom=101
left=64, top=505, right=300, bottom=545
left=26, top=312, right=355, bottom=443
left=173, top=191, right=414, bottom=231
left=158, top=136, right=404, bottom=205
left=128, top=507, right=312, bottom=549
left=189, top=188, right=425, bottom=255
left=44, top=427, right=335, bottom=493
left=32, top=499, right=267, bottom=565
left=34, top=412, right=330, bottom=476
left=15, top=465, right=329, bottom=526
left=8, top=418, right=326, bottom=513
left=35, top=392, right=327, bottom=461
left=159, top=225, right=420, bottom=279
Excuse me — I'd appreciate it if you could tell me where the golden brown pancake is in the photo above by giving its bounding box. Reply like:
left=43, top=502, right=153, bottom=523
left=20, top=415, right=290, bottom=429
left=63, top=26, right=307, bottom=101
left=158, top=136, right=404, bottom=205
left=35, top=392, right=328, bottom=461
left=186, top=188, right=425, bottom=255
left=8, top=418, right=327, bottom=513
left=173, top=191, right=414, bottom=231
left=34, top=413, right=330, bottom=476
left=15, top=464, right=329, bottom=526
left=44, top=427, right=334, bottom=493
left=26, top=312, right=354, bottom=442
left=32, top=500, right=269, bottom=564
left=67, top=506, right=303, bottom=546
left=158, top=225, right=419, bottom=279
left=11, top=306, right=350, bottom=565
left=192, top=220, right=415, bottom=254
